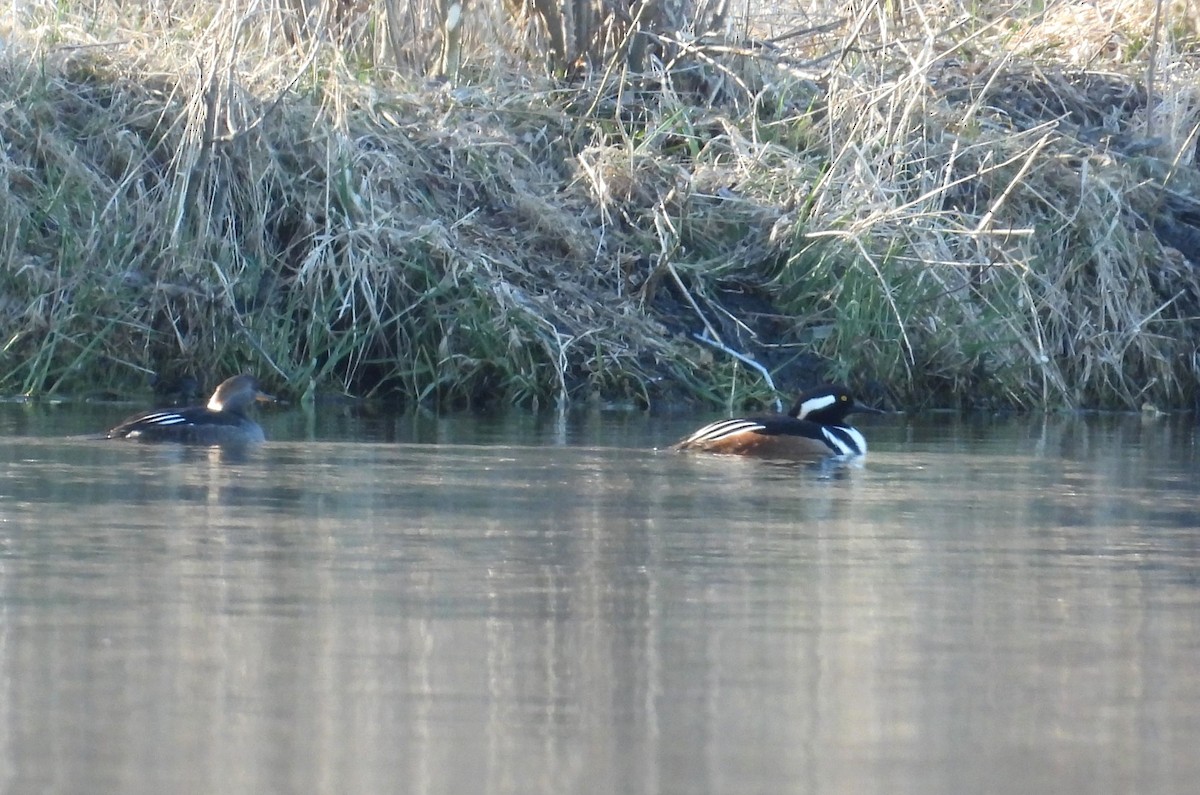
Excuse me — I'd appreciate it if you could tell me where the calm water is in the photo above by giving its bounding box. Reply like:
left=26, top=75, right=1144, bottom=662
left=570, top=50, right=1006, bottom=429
left=0, top=403, right=1198, bottom=794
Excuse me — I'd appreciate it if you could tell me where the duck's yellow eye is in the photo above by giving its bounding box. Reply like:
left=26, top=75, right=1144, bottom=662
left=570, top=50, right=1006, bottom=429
left=840, top=394, right=848, bottom=401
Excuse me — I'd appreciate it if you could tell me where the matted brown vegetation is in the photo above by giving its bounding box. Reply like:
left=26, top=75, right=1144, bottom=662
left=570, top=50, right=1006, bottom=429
left=1, top=0, right=1199, bottom=409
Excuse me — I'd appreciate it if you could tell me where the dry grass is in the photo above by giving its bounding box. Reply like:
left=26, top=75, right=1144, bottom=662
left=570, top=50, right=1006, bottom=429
left=1, top=0, right=1199, bottom=409
left=763, top=1, right=1200, bottom=408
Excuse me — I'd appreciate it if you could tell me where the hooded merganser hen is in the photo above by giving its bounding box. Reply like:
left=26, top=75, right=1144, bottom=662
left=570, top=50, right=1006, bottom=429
left=106, top=374, right=274, bottom=444
left=673, top=384, right=884, bottom=459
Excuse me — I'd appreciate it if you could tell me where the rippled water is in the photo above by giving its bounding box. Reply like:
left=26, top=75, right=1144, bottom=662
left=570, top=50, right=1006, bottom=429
left=0, top=403, right=1197, bottom=794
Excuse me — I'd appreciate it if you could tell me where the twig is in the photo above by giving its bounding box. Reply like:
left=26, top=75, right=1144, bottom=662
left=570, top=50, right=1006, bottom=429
left=692, top=330, right=782, bottom=412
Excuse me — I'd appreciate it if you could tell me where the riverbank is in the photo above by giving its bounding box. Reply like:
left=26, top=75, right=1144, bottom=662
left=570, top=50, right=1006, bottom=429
left=2, top=1, right=1198, bottom=410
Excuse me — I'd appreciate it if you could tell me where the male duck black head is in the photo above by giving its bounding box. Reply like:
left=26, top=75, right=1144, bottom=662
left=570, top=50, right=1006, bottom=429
left=673, top=384, right=884, bottom=459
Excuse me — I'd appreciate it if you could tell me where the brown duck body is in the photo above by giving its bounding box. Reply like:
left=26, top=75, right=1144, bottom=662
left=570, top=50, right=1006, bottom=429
left=106, top=374, right=274, bottom=445
left=674, top=385, right=882, bottom=459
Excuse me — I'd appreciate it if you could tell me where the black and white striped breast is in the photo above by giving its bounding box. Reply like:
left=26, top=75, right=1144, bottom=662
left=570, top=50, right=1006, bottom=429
left=819, top=425, right=868, bottom=457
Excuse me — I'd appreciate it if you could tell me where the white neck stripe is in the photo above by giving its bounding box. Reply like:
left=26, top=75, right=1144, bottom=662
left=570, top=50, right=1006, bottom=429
left=821, top=426, right=867, bottom=457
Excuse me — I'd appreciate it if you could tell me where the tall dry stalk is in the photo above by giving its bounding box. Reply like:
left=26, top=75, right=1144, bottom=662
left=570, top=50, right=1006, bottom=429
left=1, top=0, right=1199, bottom=409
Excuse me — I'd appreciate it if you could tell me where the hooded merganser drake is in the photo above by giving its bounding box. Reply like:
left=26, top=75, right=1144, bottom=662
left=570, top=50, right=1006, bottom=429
left=106, top=374, right=274, bottom=444
left=673, top=384, right=884, bottom=459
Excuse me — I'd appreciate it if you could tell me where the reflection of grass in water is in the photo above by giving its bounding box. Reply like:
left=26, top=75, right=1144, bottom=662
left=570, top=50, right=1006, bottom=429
left=1, top=1, right=1198, bottom=410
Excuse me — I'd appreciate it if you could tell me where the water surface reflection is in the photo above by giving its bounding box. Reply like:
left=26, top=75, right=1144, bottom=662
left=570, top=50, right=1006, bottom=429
left=0, top=409, right=1197, bottom=794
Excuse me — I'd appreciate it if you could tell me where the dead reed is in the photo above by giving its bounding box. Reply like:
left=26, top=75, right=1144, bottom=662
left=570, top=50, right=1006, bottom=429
left=1, top=1, right=1198, bottom=409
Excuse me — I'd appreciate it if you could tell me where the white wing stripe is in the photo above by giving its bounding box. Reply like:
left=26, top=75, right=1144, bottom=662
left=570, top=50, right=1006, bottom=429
left=137, top=412, right=190, bottom=426
left=681, top=419, right=766, bottom=445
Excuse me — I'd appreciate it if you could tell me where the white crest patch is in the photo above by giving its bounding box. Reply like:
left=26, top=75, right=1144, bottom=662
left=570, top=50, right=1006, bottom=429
left=796, top=393, right=838, bottom=419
